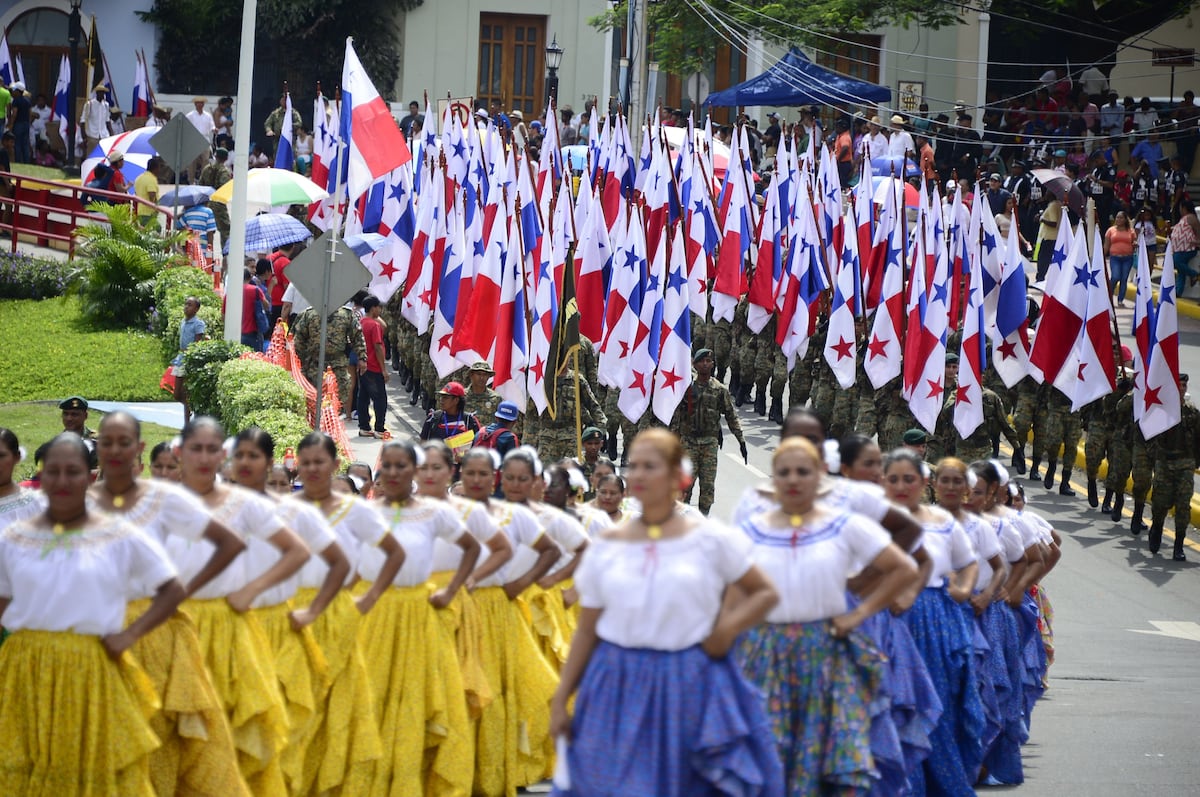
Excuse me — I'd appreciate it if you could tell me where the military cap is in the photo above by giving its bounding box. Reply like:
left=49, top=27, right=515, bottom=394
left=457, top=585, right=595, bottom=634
left=945, top=353, right=959, bottom=365
left=469, top=361, right=495, bottom=374
left=902, top=428, right=930, bottom=445
left=581, top=426, right=606, bottom=442
left=692, top=348, right=715, bottom=363
left=59, top=396, right=89, bottom=411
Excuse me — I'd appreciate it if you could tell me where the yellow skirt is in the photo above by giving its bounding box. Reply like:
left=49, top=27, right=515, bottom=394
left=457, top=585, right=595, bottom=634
left=294, top=587, right=382, bottom=796
left=125, top=601, right=249, bottom=797
left=520, top=582, right=575, bottom=671
left=355, top=583, right=473, bottom=797
left=0, top=629, right=160, bottom=796
left=251, top=602, right=330, bottom=791
left=472, top=586, right=559, bottom=795
left=430, top=570, right=495, bottom=718
left=184, top=598, right=289, bottom=797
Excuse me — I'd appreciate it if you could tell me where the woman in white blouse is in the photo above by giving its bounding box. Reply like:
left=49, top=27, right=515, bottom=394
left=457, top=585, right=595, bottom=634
left=0, top=429, right=40, bottom=534
left=883, top=449, right=983, bottom=796
left=738, top=437, right=916, bottom=794
left=0, top=433, right=185, bottom=794
left=176, top=417, right=311, bottom=794
left=293, top=431, right=405, bottom=794
left=549, top=429, right=784, bottom=797
left=229, top=426, right=352, bottom=791
left=363, top=439, right=480, bottom=796
left=93, top=412, right=249, bottom=797
left=458, top=446, right=561, bottom=795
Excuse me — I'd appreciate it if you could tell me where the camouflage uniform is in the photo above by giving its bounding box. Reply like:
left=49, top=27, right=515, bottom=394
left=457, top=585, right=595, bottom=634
left=292, top=306, right=366, bottom=413
left=673, top=377, right=745, bottom=515
left=1038, top=386, right=1082, bottom=492
left=198, top=160, right=233, bottom=239
left=788, top=330, right=822, bottom=411
left=464, top=388, right=502, bottom=428
left=731, top=298, right=757, bottom=400
left=534, top=369, right=607, bottom=465
left=1106, top=391, right=1151, bottom=529
left=708, top=316, right=734, bottom=382
left=938, top=388, right=1019, bottom=464
left=1010, top=377, right=1040, bottom=470
left=1148, top=399, right=1200, bottom=557
left=878, top=382, right=919, bottom=452
left=752, top=318, right=788, bottom=418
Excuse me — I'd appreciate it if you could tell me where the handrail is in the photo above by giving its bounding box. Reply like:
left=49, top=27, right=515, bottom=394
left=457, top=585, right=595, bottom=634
left=0, top=171, right=175, bottom=259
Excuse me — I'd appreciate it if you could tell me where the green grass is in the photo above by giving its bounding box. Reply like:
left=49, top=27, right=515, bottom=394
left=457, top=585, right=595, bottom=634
left=0, top=296, right=169, bottom=402
left=1, top=403, right=178, bottom=481
left=11, top=163, right=75, bottom=183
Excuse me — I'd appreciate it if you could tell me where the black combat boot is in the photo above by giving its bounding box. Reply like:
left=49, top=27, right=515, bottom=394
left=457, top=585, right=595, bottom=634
left=1130, top=501, right=1147, bottom=536
left=733, top=376, right=747, bottom=407
left=754, top=392, right=767, bottom=417
left=1028, top=457, right=1041, bottom=481
left=768, top=398, right=783, bottom=424
left=1012, top=445, right=1027, bottom=475
left=1173, top=535, right=1187, bottom=562
left=605, top=436, right=618, bottom=462
left=1147, top=519, right=1162, bottom=552
left=1101, top=488, right=1114, bottom=513
left=1058, top=466, right=1075, bottom=496
left=1087, top=479, right=1099, bottom=507
left=716, top=365, right=727, bottom=383
left=1042, top=460, right=1057, bottom=490
left=1110, top=491, right=1125, bottom=521
left=409, top=385, right=421, bottom=405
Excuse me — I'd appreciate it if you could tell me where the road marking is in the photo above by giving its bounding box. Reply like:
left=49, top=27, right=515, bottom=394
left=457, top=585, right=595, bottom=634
left=1128, top=621, right=1200, bottom=642
left=724, top=451, right=766, bottom=479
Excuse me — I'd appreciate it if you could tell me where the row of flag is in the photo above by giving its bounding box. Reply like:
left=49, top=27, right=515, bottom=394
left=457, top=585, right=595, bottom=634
left=306, top=40, right=1183, bottom=439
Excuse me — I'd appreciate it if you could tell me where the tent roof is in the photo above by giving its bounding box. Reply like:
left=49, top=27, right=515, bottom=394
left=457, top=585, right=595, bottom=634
left=704, top=48, right=891, bottom=108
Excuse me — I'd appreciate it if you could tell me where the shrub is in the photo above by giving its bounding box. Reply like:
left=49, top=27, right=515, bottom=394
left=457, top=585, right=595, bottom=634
left=0, top=252, right=72, bottom=300
left=69, top=203, right=188, bottom=330
left=216, top=358, right=306, bottom=431
left=181, top=339, right=250, bottom=418
left=152, top=266, right=222, bottom=364
left=240, top=408, right=314, bottom=454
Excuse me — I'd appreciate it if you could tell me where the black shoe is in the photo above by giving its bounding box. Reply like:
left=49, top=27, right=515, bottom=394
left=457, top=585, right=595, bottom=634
left=1012, top=448, right=1027, bottom=475
left=1060, top=484, right=1076, bottom=497
left=1101, top=489, right=1113, bottom=513
left=734, top=380, right=747, bottom=407
left=1043, top=461, right=1057, bottom=490
left=1132, top=503, right=1148, bottom=536
left=1173, top=550, right=1187, bottom=562
left=1111, top=493, right=1125, bottom=522
left=754, top=394, right=767, bottom=417
left=409, top=388, right=420, bottom=406
left=605, top=438, right=618, bottom=462
left=768, top=398, right=783, bottom=424
left=1147, top=524, right=1161, bottom=552
left=1087, top=479, right=1099, bottom=507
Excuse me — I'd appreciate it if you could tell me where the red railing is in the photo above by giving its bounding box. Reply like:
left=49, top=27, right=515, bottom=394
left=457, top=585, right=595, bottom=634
left=0, top=171, right=174, bottom=259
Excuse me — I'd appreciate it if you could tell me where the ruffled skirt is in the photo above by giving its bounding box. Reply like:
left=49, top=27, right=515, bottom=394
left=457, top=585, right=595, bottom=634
left=251, top=601, right=329, bottom=791
left=292, top=587, right=382, bottom=796
left=900, top=588, right=984, bottom=797
left=430, top=570, right=495, bottom=718
left=554, top=640, right=785, bottom=797
left=0, top=629, right=160, bottom=796
left=1017, top=591, right=1048, bottom=729
left=356, top=583, right=473, bottom=797
left=472, top=585, right=559, bottom=795
left=521, top=583, right=575, bottom=670
left=185, top=598, right=289, bottom=796
left=125, top=600, right=249, bottom=797
left=976, top=601, right=1027, bottom=785
left=736, top=621, right=883, bottom=796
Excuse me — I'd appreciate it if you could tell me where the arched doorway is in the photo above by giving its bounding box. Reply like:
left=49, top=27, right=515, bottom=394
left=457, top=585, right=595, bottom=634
left=5, top=8, right=86, bottom=102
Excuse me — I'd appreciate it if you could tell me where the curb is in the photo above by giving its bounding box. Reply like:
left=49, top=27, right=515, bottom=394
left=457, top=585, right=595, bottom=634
left=1123, top=280, right=1200, bottom=321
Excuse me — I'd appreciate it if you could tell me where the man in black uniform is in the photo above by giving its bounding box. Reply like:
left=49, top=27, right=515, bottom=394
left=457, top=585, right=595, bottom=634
left=60, top=396, right=98, bottom=470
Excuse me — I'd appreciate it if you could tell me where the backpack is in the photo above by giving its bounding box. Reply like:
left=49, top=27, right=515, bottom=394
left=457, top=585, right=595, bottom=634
left=473, top=425, right=518, bottom=451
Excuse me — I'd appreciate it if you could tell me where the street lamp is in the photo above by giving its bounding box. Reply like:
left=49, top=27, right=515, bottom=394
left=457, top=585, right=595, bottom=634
left=545, top=34, right=564, bottom=111
left=65, top=0, right=83, bottom=172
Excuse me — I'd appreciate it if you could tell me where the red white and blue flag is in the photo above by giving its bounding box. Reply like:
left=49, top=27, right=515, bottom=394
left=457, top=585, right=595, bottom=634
left=1140, top=240, right=1181, bottom=439
left=341, top=37, right=412, bottom=201
left=131, top=52, right=153, bottom=118
left=273, top=92, right=295, bottom=170
left=653, top=223, right=693, bottom=423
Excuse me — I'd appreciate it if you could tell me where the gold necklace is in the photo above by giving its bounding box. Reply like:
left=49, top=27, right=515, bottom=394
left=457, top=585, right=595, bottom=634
left=105, top=482, right=137, bottom=509
left=790, top=513, right=804, bottom=528
left=642, top=511, right=674, bottom=540
left=50, top=511, right=87, bottom=535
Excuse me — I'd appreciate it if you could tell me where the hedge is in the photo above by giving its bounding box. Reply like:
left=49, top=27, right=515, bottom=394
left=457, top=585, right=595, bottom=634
left=0, top=252, right=73, bottom=300
left=216, top=358, right=306, bottom=432
left=239, top=408, right=315, bottom=454
left=181, top=339, right=250, bottom=419
left=152, top=266, right=223, bottom=364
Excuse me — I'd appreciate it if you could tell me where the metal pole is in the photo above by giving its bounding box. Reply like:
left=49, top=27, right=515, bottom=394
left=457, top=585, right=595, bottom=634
left=313, top=103, right=346, bottom=426
left=223, top=0, right=257, bottom=343
left=975, top=2, right=991, bottom=136
left=66, top=5, right=81, bottom=171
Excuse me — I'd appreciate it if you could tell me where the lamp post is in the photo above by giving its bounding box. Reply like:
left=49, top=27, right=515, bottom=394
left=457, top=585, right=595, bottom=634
left=545, top=34, right=563, bottom=113
left=66, top=0, right=82, bottom=171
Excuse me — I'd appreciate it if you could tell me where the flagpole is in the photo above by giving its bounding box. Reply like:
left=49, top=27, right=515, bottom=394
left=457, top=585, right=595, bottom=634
left=222, top=0, right=256, bottom=345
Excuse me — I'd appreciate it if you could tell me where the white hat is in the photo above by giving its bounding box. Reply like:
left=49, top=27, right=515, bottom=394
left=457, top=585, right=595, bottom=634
left=10, top=81, right=24, bottom=92
left=474, top=108, right=489, bottom=120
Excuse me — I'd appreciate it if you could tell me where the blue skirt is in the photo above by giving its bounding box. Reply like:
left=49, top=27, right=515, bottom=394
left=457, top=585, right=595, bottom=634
left=554, top=641, right=785, bottom=797
left=857, top=602, right=942, bottom=797
left=901, top=587, right=984, bottom=797
left=736, top=621, right=883, bottom=796
left=1017, top=593, right=1048, bottom=729
left=964, top=603, right=1001, bottom=768
left=977, top=601, right=1027, bottom=785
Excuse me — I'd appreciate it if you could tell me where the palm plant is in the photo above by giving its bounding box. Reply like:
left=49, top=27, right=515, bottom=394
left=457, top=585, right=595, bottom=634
left=69, top=203, right=188, bottom=330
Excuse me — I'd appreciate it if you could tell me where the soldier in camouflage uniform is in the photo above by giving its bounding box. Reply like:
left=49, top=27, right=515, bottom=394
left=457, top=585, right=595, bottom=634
left=752, top=317, right=788, bottom=422
left=1009, top=377, right=1040, bottom=475
left=936, top=386, right=1020, bottom=464
left=292, top=304, right=366, bottom=415
left=878, top=380, right=920, bottom=452
left=731, top=297, right=757, bottom=406
left=1106, top=389, right=1151, bottom=534
left=671, top=349, right=747, bottom=516
left=534, top=364, right=607, bottom=465
left=708, top=314, right=734, bottom=384
left=575, top=427, right=607, bottom=501
left=1038, top=385, right=1083, bottom=496
left=1148, top=375, right=1200, bottom=560
left=463, top=361, right=502, bottom=427
left=789, top=335, right=820, bottom=411
left=1085, top=378, right=1131, bottom=510
left=197, top=148, right=233, bottom=239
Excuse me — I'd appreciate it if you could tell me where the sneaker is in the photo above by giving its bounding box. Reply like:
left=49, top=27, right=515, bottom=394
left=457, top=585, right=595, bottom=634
left=357, top=430, right=376, bottom=438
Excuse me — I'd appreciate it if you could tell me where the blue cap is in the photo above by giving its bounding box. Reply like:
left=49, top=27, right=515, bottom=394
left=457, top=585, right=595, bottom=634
left=495, top=401, right=519, bottom=422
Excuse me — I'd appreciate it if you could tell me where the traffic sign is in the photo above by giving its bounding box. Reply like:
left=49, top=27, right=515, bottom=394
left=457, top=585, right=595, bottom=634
left=283, top=231, right=371, bottom=314
left=149, top=114, right=211, bottom=176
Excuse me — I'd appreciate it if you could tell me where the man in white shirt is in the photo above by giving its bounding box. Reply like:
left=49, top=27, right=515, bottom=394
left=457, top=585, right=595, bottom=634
left=184, top=96, right=215, bottom=184
left=858, top=116, right=889, bottom=162
left=887, top=114, right=915, bottom=159
left=1078, top=66, right=1108, bottom=102
left=81, top=85, right=111, bottom=154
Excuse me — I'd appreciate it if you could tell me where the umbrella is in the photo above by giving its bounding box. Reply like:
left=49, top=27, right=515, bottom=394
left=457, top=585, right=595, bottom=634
left=1030, top=168, right=1086, bottom=219
left=870, top=176, right=920, bottom=208
left=159, top=185, right=215, bottom=208
left=210, top=168, right=329, bottom=210
left=343, top=233, right=387, bottom=257
left=660, top=125, right=736, bottom=180
left=240, top=213, right=312, bottom=253
left=870, top=156, right=920, bottom=178
left=81, top=127, right=159, bottom=185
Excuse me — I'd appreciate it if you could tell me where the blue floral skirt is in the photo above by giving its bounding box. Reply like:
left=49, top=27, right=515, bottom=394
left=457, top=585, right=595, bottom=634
left=554, top=641, right=784, bottom=797
left=901, top=587, right=984, bottom=797
left=977, top=601, right=1027, bottom=785
left=736, top=620, right=884, bottom=796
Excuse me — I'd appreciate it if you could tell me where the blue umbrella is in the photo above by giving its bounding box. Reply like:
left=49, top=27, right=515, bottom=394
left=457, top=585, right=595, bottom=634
left=159, top=185, right=215, bottom=208
left=242, top=213, right=312, bottom=253
left=870, top=156, right=920, bottom=178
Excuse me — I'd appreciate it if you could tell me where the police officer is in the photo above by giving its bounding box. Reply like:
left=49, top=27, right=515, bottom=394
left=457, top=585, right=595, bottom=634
left=1148, top=374, right=1200, bottom=561
left=292, top=303, right=367, bottom=415
left=463, top=361, right=502, bottom=427
left=59, top=396, right=98, bottom=470
left=672, top=349, right=747, bottom=516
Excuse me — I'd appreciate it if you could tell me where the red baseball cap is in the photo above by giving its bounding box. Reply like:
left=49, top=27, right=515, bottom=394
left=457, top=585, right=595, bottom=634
left=438, top=381, right=466, bottom=398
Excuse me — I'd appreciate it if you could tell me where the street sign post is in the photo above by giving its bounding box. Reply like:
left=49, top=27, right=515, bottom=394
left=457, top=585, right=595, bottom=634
left=1152, top=48, right=1195, bottom=104
left=149, top=115, right=212, bottom=229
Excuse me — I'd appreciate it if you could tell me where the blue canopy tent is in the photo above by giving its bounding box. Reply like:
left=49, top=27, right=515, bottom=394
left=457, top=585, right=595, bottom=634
left=704, top=48, right=891, bottom=108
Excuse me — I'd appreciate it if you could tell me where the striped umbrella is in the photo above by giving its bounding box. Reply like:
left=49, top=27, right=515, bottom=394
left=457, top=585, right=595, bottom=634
left=81, top=127, right=159, bottom=185
left=210, top=168, right=329, bottom=212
